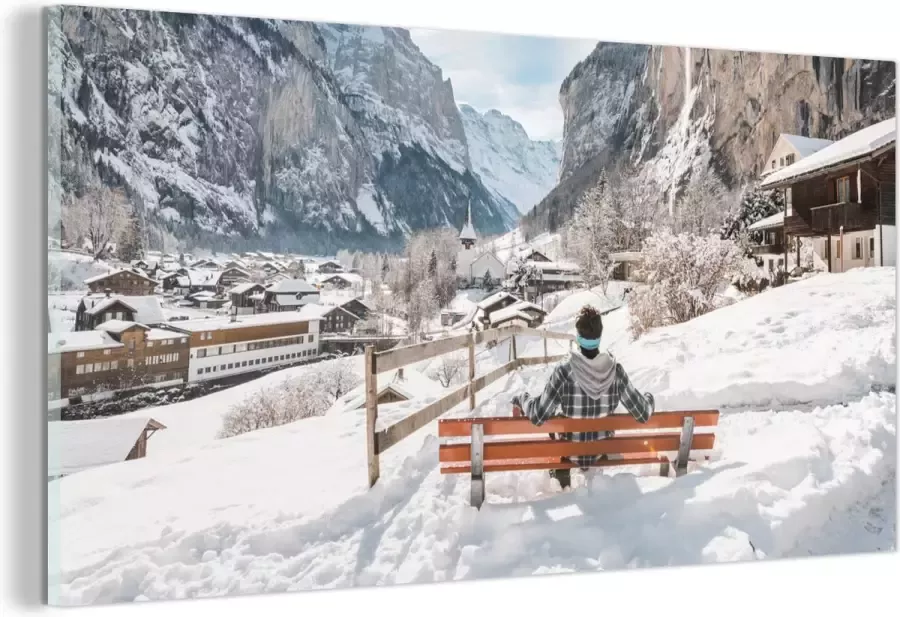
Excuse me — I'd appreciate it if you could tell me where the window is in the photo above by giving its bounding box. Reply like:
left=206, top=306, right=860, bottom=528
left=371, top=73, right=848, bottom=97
left=220, top=364, right=226, bottom=371
left=837, top=176, right=850, bottom=202
left=147, top=341, right=154, bottom=348
left=870, top=237, right=876, bottom=257
left=308, top=335, right=314, bottom=343
left=76, top=351, right=84, bottom=358
left=76, top=365, right=84, bottom=375
left=127, top=359, right=134, bottom=368
left=242, top=361, right=247, bottom=367
left=771, top=160, right=776, bottom=169
left=205, top=367, right=211, bottom=374
left=173, top=352, right=179, bottom=362
left=94, top=362, right=103, bottom=372
left=785, top=187, right=793, bottom=216
left=103, top=349, right=111, bottom=355
left=768, top=259, right=774, bottom=273
left=777, top=258, right=784, bottom=268
left=785, top=153, right=795, bottom=165
left=181, top=338, right=187, bottom=344
left=212, top=366, right=217, bottom=372
left=280, top=355, right=285, bottom=361
left=779, top=157, right=784, bottom=167
left=228, top=363, right=234, bottom=369
left=85, top=364, right=94, bottom=374
left=855, top=238, right=863, bottom=259
left=101, top=362, right=110, bottom=371
left=110, top=361, right=118, bottom=370
left=197, top=369, right=203, bottom=376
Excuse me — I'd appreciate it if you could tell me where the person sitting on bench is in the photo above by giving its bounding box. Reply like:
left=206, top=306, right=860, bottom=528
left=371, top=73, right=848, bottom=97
left=510, top=305, right=655, bottom=489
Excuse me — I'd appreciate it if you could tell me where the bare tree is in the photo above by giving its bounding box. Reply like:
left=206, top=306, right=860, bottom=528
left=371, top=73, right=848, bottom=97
left=429, top=352, right=467, bottom=388
left=217, top=377, right=331, bottom=438
left=317, top=358, right=363, bottom=402
left=62, top=186, right=131, bottom=260
left=673, top=169, right=737, bottom=236
left=566, top=177, right=616, bottom=291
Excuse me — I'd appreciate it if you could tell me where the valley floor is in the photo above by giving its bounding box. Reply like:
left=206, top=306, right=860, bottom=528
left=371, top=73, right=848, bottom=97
left=49, top=268, right=897, bottom=605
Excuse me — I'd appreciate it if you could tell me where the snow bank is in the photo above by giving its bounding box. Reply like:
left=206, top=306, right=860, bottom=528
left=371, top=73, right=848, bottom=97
left=615, top=268, right=895, bottom=410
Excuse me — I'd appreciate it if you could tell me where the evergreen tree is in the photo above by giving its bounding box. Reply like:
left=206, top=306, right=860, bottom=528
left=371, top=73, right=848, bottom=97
left=117, top=207, right=144, bottom=262
left=720, top=183, right=785, bottom=242
left=428, top=250, right=438, bottom=277
left=482, top=269, right=495, bottom=291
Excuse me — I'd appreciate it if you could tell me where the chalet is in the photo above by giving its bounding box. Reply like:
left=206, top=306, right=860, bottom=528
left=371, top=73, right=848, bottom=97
left=185, top=291, right=228, bottom=310
left=218, top=266, right=251, bottom=289
left=335, top=297, right=372, bottom=320
left=746, top=213, right=787, bottom=273
left=190, top=258, right=221, bottom=270
left=760, top=118, right=896, bottom=272
left=522, top=260, right=583, bottom=294
left=84, top=268, right=158, bottom=296
left=263, top=278, right=320, bottom=312
left=162, top=268, right=224, bottom=295
left=488, top=300, right=546, bottom=329
left=165, top=310, right=323, bottom=383
left=74, top=293, right=165, bottom=331
left=318, top=273, right=361, bottom=290
left=317, top=260, right=344, bottom=274
left=47, top=416, right=167, bottom=480
left=440, top=310, right=469, bottom=327
left=760, top=134, right=834, bottom=178
left=476, top=291, right=521, bottom=328
left=48, top=321, right=189, bottom=402
left=260, top=262, right=284, bottom=275
left=515, top=247, right=552, bottom=263
left=229, top=282, right=266, bottom=315
left=298, top=303, right=360, bottom=334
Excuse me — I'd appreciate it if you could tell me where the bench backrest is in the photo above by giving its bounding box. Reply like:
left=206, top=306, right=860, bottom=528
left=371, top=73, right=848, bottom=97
left=438, top=410, right=719, bottom=471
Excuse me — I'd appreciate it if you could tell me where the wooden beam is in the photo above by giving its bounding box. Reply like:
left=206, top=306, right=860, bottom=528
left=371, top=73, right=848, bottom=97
left=517, top=354, right=567, bottom=367
left=375, top=333, right=471, bottom=374
left=365, top=345, right=379, bottom=487
left=440, top=454, right=686, bottom=474
left=438, top=433, right=717, bottom=462
left=438, top=410, right=720, bottom=437
left=376, top=360, right=518, bottom=453
left=467, top=332, right=475, bottom=411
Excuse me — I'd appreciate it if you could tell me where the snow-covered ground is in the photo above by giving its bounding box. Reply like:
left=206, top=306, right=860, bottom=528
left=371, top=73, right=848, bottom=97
left=50, top=267, right=896, bottom=605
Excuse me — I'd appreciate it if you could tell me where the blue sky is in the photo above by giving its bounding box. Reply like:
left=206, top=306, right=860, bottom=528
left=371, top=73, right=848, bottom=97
left=410, top=28, right=597, bottom=141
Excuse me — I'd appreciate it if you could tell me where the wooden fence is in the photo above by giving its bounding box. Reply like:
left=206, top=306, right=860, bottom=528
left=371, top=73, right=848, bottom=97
left=364, top=325, right=576, bottom=487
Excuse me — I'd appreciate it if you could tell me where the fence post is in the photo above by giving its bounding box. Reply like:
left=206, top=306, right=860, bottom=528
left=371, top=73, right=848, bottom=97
left=543, top=335, right=548, bottom=363
left=365, top=345, right=380, bottom=487
left=468, top=332, right=476, bottom=410
left=511, top=333, right=518, bottom=365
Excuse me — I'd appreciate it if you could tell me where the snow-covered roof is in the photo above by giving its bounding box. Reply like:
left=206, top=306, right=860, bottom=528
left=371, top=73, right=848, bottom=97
left=747, top=212, right=785, bottom=232
left=489, top=301, right=545, bottom=324
left=459, top=221, right=477, bottom=241
left=48, top=416, right=166, bottom=477
left=146, top=328, right=186, bottom=341
left=81, top=294, right=166, bottom=325
left=185, top=269, right=222, bottom=286
left=490, top=310, right=533, bottom=325
left=228, top=282, right=263, bottom=295
left=84, top=268, right=157, bottom=285
left=340, top=368, right=440, bottom=410
left=166, top=310, right=323, bottom=333
left=476, top=291, right=517, bottom=310
left=48, top=331, right=122, bottom=354
left=527, top=260, right=581, bottom=272
left=267, top=279, right=317, bottom=294
left=781, top=134, right=835, bottom=157
left=270, top=294, right=318, bottom=307
left=95, top=320, right=149, bottom=334
left=761, top=118, right=896, bottom=187
left=295, top=303, right=357, bottom=321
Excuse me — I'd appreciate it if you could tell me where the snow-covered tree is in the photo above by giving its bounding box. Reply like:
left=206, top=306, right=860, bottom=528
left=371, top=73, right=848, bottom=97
left=566, top=177, right=616, bottom=291
left=629, top=230, right=748, bottom=337
left=674, top=169, right=736, bottom=237
left=62, top=186, right=131, bottom=260
left=482, top=269, right=495, bottom=291
left=216, top=376, right=331, bottom=439
left=317, top=358, right=363, bottom=402
left=117, top=206, right=144, bottom=263
left=720, top=182, right=785, bottom=243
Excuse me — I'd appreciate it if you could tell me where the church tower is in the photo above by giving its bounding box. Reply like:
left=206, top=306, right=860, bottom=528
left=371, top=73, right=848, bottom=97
left=458, top=199, right=476, bottom=250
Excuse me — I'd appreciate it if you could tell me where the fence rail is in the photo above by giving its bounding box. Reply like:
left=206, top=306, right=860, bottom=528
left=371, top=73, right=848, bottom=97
left=365, top=325, right=575, bottom=486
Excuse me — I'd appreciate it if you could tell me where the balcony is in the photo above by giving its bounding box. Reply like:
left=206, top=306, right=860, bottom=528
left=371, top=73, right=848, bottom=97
left=809, top=202, right=876, bottom=235
left=749, top=243, right=784, bottom=256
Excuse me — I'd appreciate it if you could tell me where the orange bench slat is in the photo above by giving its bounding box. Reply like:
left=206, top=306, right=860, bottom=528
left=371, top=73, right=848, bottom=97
left=440, top=453, right=675, bottom=474
left=437, top=410, right=719, bottom=437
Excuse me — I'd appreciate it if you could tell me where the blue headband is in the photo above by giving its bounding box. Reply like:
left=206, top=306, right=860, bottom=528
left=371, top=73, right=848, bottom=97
left=576, top=335, right=600, bottom=350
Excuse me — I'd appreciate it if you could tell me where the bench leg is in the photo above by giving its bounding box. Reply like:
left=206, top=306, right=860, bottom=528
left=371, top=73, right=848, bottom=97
left=470, top=424, right=485, bottom=509
left=674, top=417, right=695, bottom=478
left=659, top=459, right=670, bottom=477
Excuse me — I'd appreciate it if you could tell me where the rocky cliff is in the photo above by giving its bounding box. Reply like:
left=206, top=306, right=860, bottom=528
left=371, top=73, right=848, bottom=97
left=48, top=6, right=518, bottom=253
left=525, top=43, right=896, bottom=233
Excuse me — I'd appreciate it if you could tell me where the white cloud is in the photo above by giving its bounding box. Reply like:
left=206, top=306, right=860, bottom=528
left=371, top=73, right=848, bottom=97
left=410, top=28, right=597, bottom=141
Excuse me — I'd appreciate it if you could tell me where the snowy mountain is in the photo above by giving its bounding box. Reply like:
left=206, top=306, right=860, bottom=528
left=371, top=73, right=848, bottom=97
left=459, top=104, right=561, bottom=215
left=48, top=7, right=517, bottom=253
left=524, top=43, right=896, bottom=233
left=49, top=267, right=896, bottom=604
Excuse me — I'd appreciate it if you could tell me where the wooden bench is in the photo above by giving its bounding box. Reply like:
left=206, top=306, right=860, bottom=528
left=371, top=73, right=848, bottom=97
left=438, top=410, right=720, bottom=508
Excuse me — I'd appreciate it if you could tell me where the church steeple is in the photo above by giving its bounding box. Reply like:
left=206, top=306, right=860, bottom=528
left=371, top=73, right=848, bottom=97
left=459, top=199, right=476, bottom=249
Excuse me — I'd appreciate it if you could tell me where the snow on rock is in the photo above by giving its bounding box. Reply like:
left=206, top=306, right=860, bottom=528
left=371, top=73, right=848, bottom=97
left=50, top=265, right=896, bottom=604
left=459, top=104, right=561, bottom=215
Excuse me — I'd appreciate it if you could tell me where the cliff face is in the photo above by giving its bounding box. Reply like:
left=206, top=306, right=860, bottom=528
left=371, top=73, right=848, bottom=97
left=48, top=7, right=517, bottom=253
left=525, top=42, right=896, bottom=233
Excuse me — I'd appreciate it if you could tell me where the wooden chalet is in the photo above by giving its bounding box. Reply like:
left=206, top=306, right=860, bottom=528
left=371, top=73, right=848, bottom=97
left=476, top=291, right=521, bottom=328
left=84, top=268, right=158, bottom=296
left=229, top=282, right=266, bottom=315
left=317, top=260, right=344, bottom=274
left=761, top=118, right=896, bottom=272
left=74, top=293, right=166, bottom=331
left=263, top=279, right=320, bottom=312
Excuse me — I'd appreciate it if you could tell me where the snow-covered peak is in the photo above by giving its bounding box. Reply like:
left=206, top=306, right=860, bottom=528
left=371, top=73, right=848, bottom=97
left=459, top=104, right=561, bottom=215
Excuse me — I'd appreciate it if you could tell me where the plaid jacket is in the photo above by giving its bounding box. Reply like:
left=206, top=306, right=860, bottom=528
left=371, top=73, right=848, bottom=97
left=512, top=355, right=655, bottom=468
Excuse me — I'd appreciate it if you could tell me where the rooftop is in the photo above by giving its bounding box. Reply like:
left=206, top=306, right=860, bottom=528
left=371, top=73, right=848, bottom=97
left=95, top=320, right=149, bottom=334
left=84, top=268, right=157, bottom=285
left=48, top=330, right=122, bottom=354
left=781, top=134, right=835, bottom=157
left=761, top=118, right=896, bottom=188
left=48, top=416, right=166, bottom=476
left=747, top=211, right=785, bottom=232
left=165, top=310, right=322, bottom=333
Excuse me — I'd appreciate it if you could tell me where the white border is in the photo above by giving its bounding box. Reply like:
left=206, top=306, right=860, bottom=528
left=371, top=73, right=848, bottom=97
left=2, top=1, right=897, bottom=616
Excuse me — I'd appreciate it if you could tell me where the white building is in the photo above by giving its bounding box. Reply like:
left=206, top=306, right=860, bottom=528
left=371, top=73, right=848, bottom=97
left=166, top=310, right=323, bottom=383
left=761, top=134, right=834, bottom=178
left=456, top=200, right=505, bottom=287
